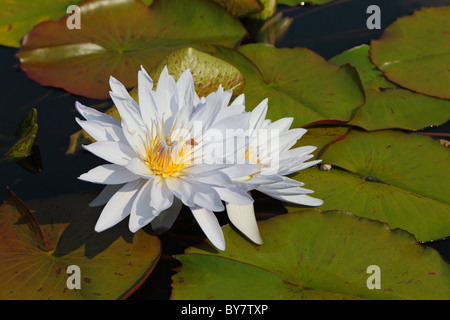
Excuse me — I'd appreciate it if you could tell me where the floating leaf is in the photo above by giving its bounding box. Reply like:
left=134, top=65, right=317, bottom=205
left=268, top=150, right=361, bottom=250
left=172, top=210, right=450, bottom=299
left=0, top=189, right=161, bottom=299
left=296, top=126, right=350, bottom=158
left=0, top=0, right=84, bottom=48
left=16, top=0, right=246, bottom=99
left=330, top=45, right=450, bottom=131
left=149, top=47, right=245, bottom=98
left=212, top=44, right=365, bottom=128
left=0, top=0, right=154, bottom=48
left=370, top=5, right=450, bottom=99
left=287, top=130, right=450, bottom=241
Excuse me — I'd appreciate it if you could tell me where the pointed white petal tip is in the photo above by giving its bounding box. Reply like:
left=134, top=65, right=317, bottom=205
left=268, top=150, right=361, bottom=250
left=226, top=202, right=263, bottom=245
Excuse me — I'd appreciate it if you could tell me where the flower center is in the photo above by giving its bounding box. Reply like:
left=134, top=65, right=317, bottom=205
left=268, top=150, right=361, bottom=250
left=144, top=134, right=194, bottom=177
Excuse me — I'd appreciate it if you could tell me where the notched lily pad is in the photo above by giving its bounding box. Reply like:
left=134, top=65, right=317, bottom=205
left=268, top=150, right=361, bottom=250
left=287, top=129, right=450, bottom=242
left=16, top=0, right=247, bottom=99
left=0, top=188, right=161, bottom=300
left=330, top=45, right=450, bottom=131
left=212, top=44, right=365, bottom=128
left=370, top=5, right=450, bottom=99
left=172, top=210, right=450, bottom=300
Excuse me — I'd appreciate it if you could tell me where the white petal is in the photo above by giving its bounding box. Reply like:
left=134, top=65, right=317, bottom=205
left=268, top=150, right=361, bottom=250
left=83, top=141, right=135, bottom=166
left=76, top=118, right=125, bottom=142
left=249, top=98, right=268, bottom=130
left=129, top=179, right=156, bottom=233
left=125, top=157, right=154, bottom=178
left=155, top=66, right=178, bottom=116
left=150, top=198, right=183, bottom=234
left=263, top=192, right=323, bottom=206
left=138, top=66, right=158, bottom=123
left=258, top=185, right=313, bottom=195
left=75, top=101, right=120, bottom=125
left=150, top=176, right=174, bottom=213
left=79, top=164, right=138, bottom=185
left=226, top=202, right=263, bottom=245
left=230, top=93, right=245, bottom=106
left=166, top=177, right=195, bottom=207
left=220, top=164, right=260, bottom=180
left=176, top=68, right=196, bottom=111
left=89, top=184, right=124, bottom=207
left=95, top=180, right=142, bottom=232
left=190, top=205, right=226, bottom=251
left=268, top=117, right=293, bottom=133
left=109, top=91, right=144, bottom=132
left=214, top=186, right=254, bottom=206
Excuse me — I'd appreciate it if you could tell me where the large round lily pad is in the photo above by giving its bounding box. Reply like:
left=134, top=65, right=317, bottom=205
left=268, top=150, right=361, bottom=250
left=287, top=129, right=450, bottom=242
left=171, top=210, right=450, bottom=299
left=330, top=45, right=450, bottom=131
left=16, top=0, right=246, bottom=99
left=212, top=44, right=365, bottom=127
left=0, top=189, right=161, bottom=300
left=370, top=5, right=450, bottom=99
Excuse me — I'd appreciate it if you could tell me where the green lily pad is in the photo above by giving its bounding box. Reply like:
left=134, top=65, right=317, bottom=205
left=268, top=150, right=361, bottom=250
left=370, top=5, right=450, bottom=99
left=212, top=44, right=365, bottom=127
left=16, top=0, right=246, bottom=99
left=330, top=45, right=450, bottom=131
left=149, top=47, right=245, bottom=98
left=0, top=0, right=154, bottom=48
left=287, top=130, right=450, bottom=241
left=0, top=189, right=161, bottom=300
left=296, top=126, right=350, bottom=158
left=172, top=210, right=450, bottom=299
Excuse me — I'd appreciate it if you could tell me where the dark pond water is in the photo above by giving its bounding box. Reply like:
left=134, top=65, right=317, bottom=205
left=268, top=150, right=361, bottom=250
left=0, top=0, right=449, bottom=299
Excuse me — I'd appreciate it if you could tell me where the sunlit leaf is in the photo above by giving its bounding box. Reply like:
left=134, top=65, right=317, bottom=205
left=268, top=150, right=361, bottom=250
left=172, top=210, right=450, bottom=299
left=0, top=189, right=161, bottom=300
left=330, top=45, right=450, bottom=131
left=370, top=5, right=450, bottom=99
left=287, top=130, right=450, bottom=241
left=149, top=47, right=245, bottom=98
left=0, top=0, right=154, bottom=48
left=212, top=44, right=365, bottom=127
left=16, top=0, right=246, bottom=99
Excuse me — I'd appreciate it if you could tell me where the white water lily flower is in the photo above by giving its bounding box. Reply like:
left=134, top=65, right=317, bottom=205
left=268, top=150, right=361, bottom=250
left=225, top=95, right=323, bottom=245
left=76, top=66, right=256, bottom=251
